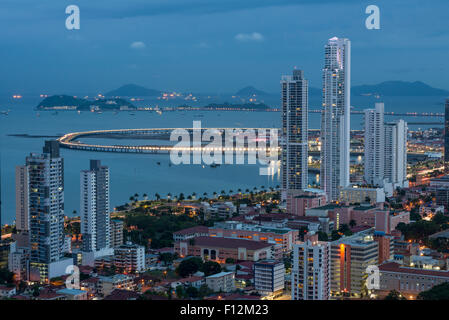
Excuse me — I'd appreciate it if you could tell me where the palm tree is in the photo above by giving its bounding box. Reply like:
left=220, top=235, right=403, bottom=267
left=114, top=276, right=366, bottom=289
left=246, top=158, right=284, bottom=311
left=229, top=189, right=233, bottom=195
left=192, top=192, right=197, bottom=199
left=213, top=192, right=217, bottom=198
left=155, top=193, right=161, bottom=201
left=203, top=192, right=208, bottom=198
left=245, top=189, right=250, bottom=193
left=72, top=210, right=77, bottom=216
left=167, top=193, right=172, bottom=199
left=238, top=188, right=242, bottom=194
left=221, top=190, right=225, bottom=195
left=143, top=193, right=148, bottom=200
left=129, top=196, right=135, bottom=202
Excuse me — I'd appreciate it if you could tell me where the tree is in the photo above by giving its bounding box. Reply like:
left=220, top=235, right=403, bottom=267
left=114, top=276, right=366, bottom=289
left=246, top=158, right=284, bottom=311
left=155, top=193, right=161, bottom=201
left=186, top=286, right=199, bottom=298
left=198, top=284, right=213, bottom=298
left=0, top=268, right=14, bottom=284
left=385, top=290, right=406, bottom=300
left=317, top=231, right=328, bottom=241
left=225, top=258, right=235, bottom=264
left=177, top=257, right=203, bottom=278
left=159, top=252, right=175, bottom=266
left=202, top=261, right=222, bottom=277
left=349, top=219, right=356, bottom=228
left=175, top=285, right=186, bottom=299
left=418, top=282, right=449, bottom=300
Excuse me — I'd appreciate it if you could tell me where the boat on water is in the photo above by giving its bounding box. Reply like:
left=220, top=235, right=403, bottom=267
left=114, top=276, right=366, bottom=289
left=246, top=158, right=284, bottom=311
left=0, top=110, right=9, bottom=115
left=210, top=163, right=221, bottom=168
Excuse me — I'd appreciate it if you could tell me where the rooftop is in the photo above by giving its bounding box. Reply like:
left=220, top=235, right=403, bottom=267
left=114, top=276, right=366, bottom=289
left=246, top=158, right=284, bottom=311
left=379, top=262, right=449, bottom=278
left=191, top=236, right=273, bottom=250
left=206, top=271, right=234, bottom=279
left=173, top=226, right=209, bottom=236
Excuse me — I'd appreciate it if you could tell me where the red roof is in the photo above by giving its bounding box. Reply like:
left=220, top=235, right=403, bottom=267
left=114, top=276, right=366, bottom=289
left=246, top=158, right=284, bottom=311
left=191, top=236, right=272, bottom=250
left=104, top=289, right=141, bottom=300
left=174, top=226, right=209, bottom=236
left=379, top=262, right=449, bottom=278
left=178, top=276, right=204, bottom=284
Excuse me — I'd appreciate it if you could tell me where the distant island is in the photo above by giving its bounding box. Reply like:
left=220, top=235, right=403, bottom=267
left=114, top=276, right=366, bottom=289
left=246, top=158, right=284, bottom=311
left=352, top=81, right=449, bottom=97
left=37, top=95, right=137, bottom=111
left=105, top=84, right=161, bottom=97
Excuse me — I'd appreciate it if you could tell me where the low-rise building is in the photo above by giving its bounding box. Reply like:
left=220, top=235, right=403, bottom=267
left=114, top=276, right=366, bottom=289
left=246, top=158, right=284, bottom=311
left=56, top=288, right=88, bottom=300
left=98, top=274, right=135, bottom=297
left=253, top=260, right=285, bottom=296
left=205, top=271, right=235, bottom=293
left=378, top=262, right=449, bottom=299
left=175, top=236, right=281, bottom=262
left=114, top=242, right=146, bottom=273
left=339, top=186, right=386, bottom=205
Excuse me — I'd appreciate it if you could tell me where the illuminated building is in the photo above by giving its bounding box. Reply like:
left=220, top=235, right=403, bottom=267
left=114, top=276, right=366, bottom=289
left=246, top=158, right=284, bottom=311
left=281, top=69, right=309, bottom=192
left=292, top=232, right=330, bottom=300
left=320, top=37, right=351, bottom=201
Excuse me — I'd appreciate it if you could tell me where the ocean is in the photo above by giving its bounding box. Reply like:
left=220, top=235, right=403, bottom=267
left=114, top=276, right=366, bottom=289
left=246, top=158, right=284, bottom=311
left=0, top=95, right=446, bottom=224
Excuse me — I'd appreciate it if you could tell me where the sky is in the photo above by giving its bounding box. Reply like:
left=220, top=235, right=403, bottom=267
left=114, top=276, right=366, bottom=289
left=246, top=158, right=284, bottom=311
left=0, top=0, right=448, bottom=95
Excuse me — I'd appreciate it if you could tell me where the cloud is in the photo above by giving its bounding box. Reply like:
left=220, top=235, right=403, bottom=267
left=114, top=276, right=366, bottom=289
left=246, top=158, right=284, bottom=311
left=234, top=32, right=264, bottom=42
left=130, top=41, right=146, bottom=49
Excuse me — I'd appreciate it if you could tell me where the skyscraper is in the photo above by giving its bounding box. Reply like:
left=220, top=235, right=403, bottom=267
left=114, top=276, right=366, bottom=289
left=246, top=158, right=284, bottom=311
left=281, top=69, right=308, bottom=192
left=384, top=119, right=408, bottom=188
left=291, top=232, right=330, bottom=300
left=81, top=160, right=111, bottom=252
left=27, top=141, right=70, bottom=282
left=320, top=37, right=351, bottom=201
left=15, top=165, right=29, bottom=234
left=364, top=103, right=385, bottom=186
left=445, top=99, right=449, bottom=172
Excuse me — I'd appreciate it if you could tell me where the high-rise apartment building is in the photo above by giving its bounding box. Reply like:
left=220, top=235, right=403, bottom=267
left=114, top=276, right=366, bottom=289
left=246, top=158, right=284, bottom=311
left=27, top=141, right=71, bottom=282
left=320, top=37, right=351, bottom=201
left=384, top=119, right=408, bottom=188
left=281, top=69, right=309, bottom=192
left=364, top=103, right=385, bottom=186
left=291, top=232, right=330, bottom=300
left=253, top=260, right=285, bottom=297
left=80, top=160, right=111, bottom=252
left=330, top=229, right=379, bottom=298
left=444, top=99, right=449, bottom=172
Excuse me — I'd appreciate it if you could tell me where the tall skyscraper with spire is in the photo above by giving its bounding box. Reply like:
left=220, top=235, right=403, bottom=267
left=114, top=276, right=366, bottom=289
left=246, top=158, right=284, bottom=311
left=281, top=69, right=309, bottom=192
left=320, top=37, right=351, bottom=201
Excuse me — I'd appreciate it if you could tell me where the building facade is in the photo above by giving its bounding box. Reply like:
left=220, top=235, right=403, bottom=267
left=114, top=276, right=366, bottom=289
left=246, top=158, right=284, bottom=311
left=80, top=160, right=111, bottom=252
left=281, top=69, right=308, bottom=192
left=27, top=141, right=71, bottom=282
left=384, top=120, right=408, bottom=188
left=291, top=232, right=330, bottom=300
left=320, top=37, right=351, bottom=201
left=364, top=103, right=385, bottom=186
left=253, top=260, right=285, bottom=296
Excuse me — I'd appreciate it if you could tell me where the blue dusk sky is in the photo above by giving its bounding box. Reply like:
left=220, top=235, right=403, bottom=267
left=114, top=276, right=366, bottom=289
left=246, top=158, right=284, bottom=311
left=0, top=0, right=448, bottom=94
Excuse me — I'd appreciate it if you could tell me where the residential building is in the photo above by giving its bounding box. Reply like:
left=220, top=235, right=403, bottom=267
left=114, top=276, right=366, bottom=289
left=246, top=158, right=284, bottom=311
left=110, top=219, right=124, bottom=248
left=205, top=271, right=236, bottom=293
left=445, top=98, right=449, bottom=172
left=384, top=120, right=408, bottom=189
left=364, top=103, right=385, bottom=186
left=80, top=160, right=111, bottom=252
left=98, top=274, right=135, bottom=296
left=281, top=69, right=309, bottom=193
left=291, top=232, right=330, bottom=300
left=286, top=190, right=327, bottom=216
left=339, top=186, right=385, bottom=205
left=330, top=229, right=379, bottom=298
left=26, top=141, right=72, bottom=282
left=320, top=37, right=351, bottom=201
left=114, top=242, right=146, bottom=273
left=253, top=260, right=285, bottom=296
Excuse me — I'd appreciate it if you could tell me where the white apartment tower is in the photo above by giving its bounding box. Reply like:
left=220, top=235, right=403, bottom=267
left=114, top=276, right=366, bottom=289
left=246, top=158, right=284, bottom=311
left=81, top=160, right=111, bottom=252
left=384, top=120, right=408, bottom=187
left=364, top=103, right=385, bottom=186
left=291, top=232, right=330, bottom=300
left=281, top=69, right=309, bottom=192
left=320, top=37, right=351, bottom=201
